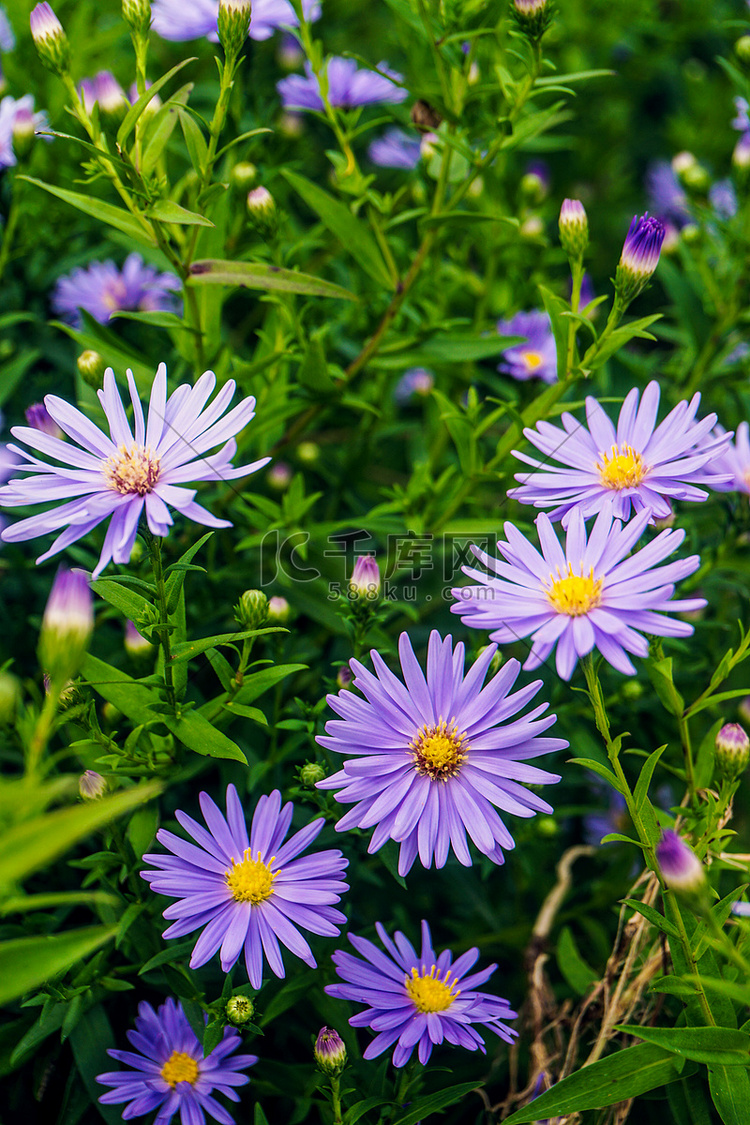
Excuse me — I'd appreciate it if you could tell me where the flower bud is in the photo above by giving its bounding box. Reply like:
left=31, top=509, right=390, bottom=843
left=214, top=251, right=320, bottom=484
left=39, top=568, right=93, bottom=684
left=25, top=402, right=63, bottom=440
left=122, top=0, right=152, bottom=39
left=246, top=186, right=278, bottom=239
left=512, top=0, right=552, bottom=39
left=267, top=596, right=290, bottom=623
left=314, top=1027, right=347, bottom=1075
left=336, top=663, right=353, bottom=690
left=394, top=368, right=434, bottom=405
left=733, top=133, right=750, bottom=171
left=278, top=32, right=304, bottom=70
left=656, top=829, right=706, bottom=895
left=520, top=161, right=549, bottom=204
left=349, top=555, right=380, bottom=601
left=715, top=722, right=750, bottom=781
left=296, top=441, right=319, bottom=464
left=218, top=0, right=252, bottom=58
left=124, top=619, right=153, bottom=659
left=278, top=110, right=304, bottom=138
left=235, top=589, right=269, bottom=631
left=268, top=462, right=292, bottom=490
left=736, top=35, right=750, bottom=67
left=231, top=161, right=258, bottom=195
left=226, top=995, right=254, bottom=1025
left=519, top=214, right=544, bottom=240
left=299, top=761, right=326, bottom=787
left=94, top=71, right=129, bottom=127
left=671, top=150, right=697, bottom=177
left=680, top=162, right=710, bottom=194
left=559, top=198, right=588, bottom=260
left=79, top=770, right=106, bottom=800
left=615, top=213, right=665, bottom=306
left=0, top=671, right=21, bottom=724
left=30, top=3, right=70, bottom=76
left=12, top=107, right=37, bottom=162
left=77, top=349, right=107, bottom=389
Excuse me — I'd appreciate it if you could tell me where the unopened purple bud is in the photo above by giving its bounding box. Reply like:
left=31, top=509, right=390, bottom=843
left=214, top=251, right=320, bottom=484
left=314, top=1026, right=347, bottom=1075
left=615, top=213, right=665, bottom=305
left=559, top=198, right=588, bottom=259
left=40, top=568, right=93, bottom=682
left=124, top=619, right=153, bottom=657
left=30, top=3, right=69, bottom=75
left=337, top=662, right=354, bottom=689
left=25, top=402, right=63, bottom=439
left=349, top=555, right=380, bottom=600
left=278, top=32, right=304, bottom=70
left=715, top=722, right=750, bottom=781
left=79, top=770, right=106, bottom=800
left=78, top=77, right=97, bottom=115
left=656, top=830, right=705, bottom=895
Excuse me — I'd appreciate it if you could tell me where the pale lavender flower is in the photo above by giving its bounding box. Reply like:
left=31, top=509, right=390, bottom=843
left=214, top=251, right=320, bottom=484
left=278, top=58, right=407, bottom=111
left=497, top=311, right=557, bottom=384
left=393, top=368, right=434, bottom=403
left=151, top=0, right=320, bottom=43
left=709, top=178, right=738, bottom=220
left=509, top=382, right=731, bottom=524
left=0, top=94, right=47, bottom=168
left=368, top=127, right=422, bottom=169
left=316, top=631, right=565, bottom=875
left=697, top=422, right=750, bottom=496
left=97, top=997, right=257, bottom=1125
left=451, top=508, right=705, bottom=680
left=326, top=919, right=517, bottom=1067
left=0, top=363, right=270, bottom=577
left=645, top=160, right=690, bottom=227
left=732, top=96, right=750, bottom=133
left=52, top=253, right=180, bottom=327
left=141, top=786, right=348, bottom=989
left=732, top=901, right=750, bottom=918
left=78, top=70, right=127, bottom=117
left=0, top=7, right=15, bottom=52
left=656, top=830, right=705, bottom=893
left=25, top=402, right=63, bottom=440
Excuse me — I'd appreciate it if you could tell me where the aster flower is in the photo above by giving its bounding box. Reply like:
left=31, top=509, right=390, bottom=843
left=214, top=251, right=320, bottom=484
left=52, top=253, right=180, bottom=327
left=97, top=997, right=257, bottom=1125
left=141, top=786, right=348, bottom=989
left=326, top=919, right=517, bottom=1067
left=509, top=381, right=731, bottom=524
left=0, top=363, right=270, bottom=577
left=497, top=310, right=557, bottom=384
left=368, top=127, right=422, bottom=170
left=316, top=631, right=565, bottom=875
left=393, top=368, right=434, bottom=404
left=0, top=94, right=47, bottom=169
left=645, top=160, right=690, bottom=227
left=151, top=0, right=320, bottom=43
left=451, top=508, right=705, bottom=680
left=278, top=58, right=408, bottom=112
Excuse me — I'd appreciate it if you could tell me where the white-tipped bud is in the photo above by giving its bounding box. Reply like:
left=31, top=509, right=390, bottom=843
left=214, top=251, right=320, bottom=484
left=124, top=620, right=153, bottom=658
left=349, top=555, right=380, bottom=601
left=314, top=1027, right=347, bottom=1075
left=218, top=0, right=252, bottom=58
left=559, top=198, right=588, bottom=260
left=715, top=723, right=750, bottom=781
left=39, top=568, right=93, bottom=683
left=246, top=186, right=277, bottom=239
left=267, top=596, right=291, bottom=623
left=30, top=3, right=70, bottom=75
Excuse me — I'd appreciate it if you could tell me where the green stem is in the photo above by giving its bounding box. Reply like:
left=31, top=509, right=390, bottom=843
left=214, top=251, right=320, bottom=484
left=663, top=891, right=716, bottom=1026
left=147, top=533, right=176, bottom=710
left=565, top=258, right=584, bottom=378
left=0, top=180, right=22, bottom=284
left=26, top=682, right=62, bottom=778
left=329, top=1074, right=343, bottom=1125
left=677, top=711, right=697, bottom=802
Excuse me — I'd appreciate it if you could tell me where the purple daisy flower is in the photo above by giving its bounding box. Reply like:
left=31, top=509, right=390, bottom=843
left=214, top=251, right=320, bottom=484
left=151, top=0, right=320, bottom=43
left=508, top=382, right=731, bottom=525
left=0, top=363, right=270, bottom=577
left=277, top=58, right=408, bottom=112
left=316, top=631, right=565, bottom=875
left=451, top=508, right=705, bottom=680
left=645, top=160, right=690, bottom=227
left=141, top=786, right=349, bottom=989
left=325, top=919, right=517, bottom=1067
left=0, top=94, right=47, bottom=168
left=496, top=311, right=557, bottom=384
left=97, top=997, right=257, bottom=1125
left=709, top=421, right=750, bottom=496
left=368, top=127, right=422, bottom=169
left=52, top=253, right=181, bottom=327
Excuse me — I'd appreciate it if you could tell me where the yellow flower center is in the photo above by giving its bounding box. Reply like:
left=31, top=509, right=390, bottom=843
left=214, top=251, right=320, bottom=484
left=410, top=720, right=469, bottom=781
left=596, top=444, right=646, bottom=490
left=405, top=966, right=460, bottom=1013
left=225, top=849, right=277, bottom=904
left=546, top=565, right=603, bottom=616
left=160, top=1051, right=199, bottom=1087
left=102, top=442, right=161, bottom=496
left=521, top=349, right=543, bottom=371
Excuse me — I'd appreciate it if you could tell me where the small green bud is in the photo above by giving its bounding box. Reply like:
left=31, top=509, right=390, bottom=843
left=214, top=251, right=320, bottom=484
left=30, top=3, right=70, bottom=76
left=296, top=441, right=319, bottom=464
left=226, top=995, right=254, bottom=1025
left=79, top=770, right=106, bottom=800
left=715, top=722, right=750, bottom=781
left=246, top=186, right=278, bottom=239
left=218, top=0, right=252, bottom=57
left=511, top=0, right=552, bottom=40
left=122, top=0, right=152, bottom=39
left=299, top=761, right=326, bottom=787
left=77, top=349, right=107, bottom=389
left=520, top=170, right=547, bottom=205
left=680, top=163, right=710, bottom=194
left=231, top=161, right=258, bottom=194
left=519, top=214, right=544, bottom=240
left=736, top=35, right=750, bottom=66
left=0, top=671, right=21, bottom=724
left=235, top=589, right=269, bottom=631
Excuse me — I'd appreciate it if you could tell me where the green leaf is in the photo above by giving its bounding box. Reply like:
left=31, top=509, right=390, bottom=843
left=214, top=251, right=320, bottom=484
left=645, top=657, right=685, bottom=718
left=92, top=577, right=151, bottom=621
left=170, top=709, right=247, bottom=764
left=170, top=628, right=284, bottom=663
left=568, top=757, right=627, bottom=795
left=621, top=898, right=679, bottom=939
left=634, top=743, right=669, bottom=811
left=557, top=926, right=598, bottom=994
left=0, top=927, right=117, bottom=1006
left=141, top=83, right=193, bottom=177
left=0, top=781, right=162, bottom=886
left=419, top=211, right=518, bottom=230
left=69, top=1004, right=122, bottom=1125
left=708, top=1065, right=750, bottom=1125
left=110, top=309, right=199, bottom=332
left=391, top=1082, right=482, bottom=1125
left=615, top=1025, right=750, bottom=1066
left=189, top=258, right=356, bottom=300
left=139, top=940, right=197, bottom=976
left=118, top=58, right=197, bottom=147
left=231, top=663, right=307, bottom=706
left=502, top=1044, right=684, bottom=1123
left=164, top=532, right=213, bottom=613
left=147, top=199, right=214, bottom=226
left=298, top=333, right=335, bottom=393
left=178, top=107, right=209, bottom=175
left=254, top=1104, right=271, bottom=1125
left=282, top=169, right=393, bottom=289
left=0, top=348, right=42, bottom=408
left=18, top=176, right=156, bottom=247
left=538, top=283, right=569, bottom=381
left=582, top=314, right=662, bottom=370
